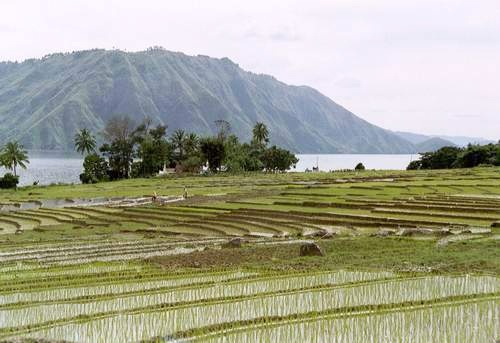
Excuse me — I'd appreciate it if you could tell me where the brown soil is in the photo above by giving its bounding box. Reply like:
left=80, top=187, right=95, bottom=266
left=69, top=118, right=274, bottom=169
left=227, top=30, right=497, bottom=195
left=149, top=243, right=301, bottom=269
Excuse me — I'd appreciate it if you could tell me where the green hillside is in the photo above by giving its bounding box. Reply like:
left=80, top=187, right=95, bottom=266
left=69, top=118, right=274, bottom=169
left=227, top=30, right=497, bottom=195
left=415, top=137, right=456, bottom=152
left=0, top=48, right=415, bottom=153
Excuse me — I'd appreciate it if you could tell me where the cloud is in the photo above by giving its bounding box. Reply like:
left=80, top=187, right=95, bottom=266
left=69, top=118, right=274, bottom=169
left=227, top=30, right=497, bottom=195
left=242, top=26, right=301, bottom=43
left=334, top=77, right=362, bottom=89
left=0, top=0, right=498, bottom=140
left=0, top=24, right=13, bottom=32
left=451, top=114, right=482, bottom=119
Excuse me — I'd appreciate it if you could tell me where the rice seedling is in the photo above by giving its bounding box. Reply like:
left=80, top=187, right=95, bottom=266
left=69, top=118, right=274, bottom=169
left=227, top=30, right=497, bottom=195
left=0, top=167, right=498, bottom=342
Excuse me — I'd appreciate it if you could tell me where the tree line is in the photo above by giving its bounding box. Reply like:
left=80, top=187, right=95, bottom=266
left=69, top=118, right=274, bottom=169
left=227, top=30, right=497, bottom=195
left=0, top=142, right=29, bottom=189
left=407, top=142, right=500, bottom=170
left=76, top=116, right=298, bottom=183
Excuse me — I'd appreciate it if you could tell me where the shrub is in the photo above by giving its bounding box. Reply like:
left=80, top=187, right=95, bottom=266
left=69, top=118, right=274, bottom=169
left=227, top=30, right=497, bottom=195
left=200, top=138, right=226, bottom=172
left=406, top=160, right=422, bottom=170
left=354, top=162, right=365, bottom=171
left=80, top=153, right=109, bottom=184
left=261, top=146, right=298, bottom=172
left=0, top=173, right=19, bottom=189
left=181, top=156, right=204, bottom=173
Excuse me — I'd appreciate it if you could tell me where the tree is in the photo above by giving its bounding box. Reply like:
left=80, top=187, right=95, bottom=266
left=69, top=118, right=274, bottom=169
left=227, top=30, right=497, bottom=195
left=224, top=135, right=263, bottom=172
left=184, top=133, right=200, bottom=157
left=102, top=116, right=136, bottom=143
left=405, top=143, right=500, bottom=170
left=80, top=153, right=109, bottom=184
left=455, top=144, right=494, bottom=168
left=406, top=160, right=422, bottom=170
left=74, top=128, right=96, bottom=155
left=170, top=129, right=187, bottom=161
left=0, top=141, right=29, bottom=176
left=355, top=162, right=365, bottom=171
left=261, top=146, right=298, bottom=172
left=0, top=173, right=19, bottom=189
left=214, top=120, right=231, bottom=141
left=418, top=146, right=462, bottom=169
left=99, top=116, right=137, bottom=179
left=252, top=122, right=269, bottom=147
left=132, top=122, right=171, bottom=177
left=200, top=137, right=226, bottom=172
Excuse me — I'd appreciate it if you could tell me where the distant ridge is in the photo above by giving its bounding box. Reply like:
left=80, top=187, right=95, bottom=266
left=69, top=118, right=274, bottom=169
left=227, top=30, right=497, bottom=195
left=0, top=48, right=415, bottom=153
left=394, top=131, right=493, bottom=147
left=415, top=137, right=456, bottom=152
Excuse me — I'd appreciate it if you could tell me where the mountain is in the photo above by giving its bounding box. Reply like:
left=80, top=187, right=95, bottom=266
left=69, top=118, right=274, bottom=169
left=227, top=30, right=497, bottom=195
left=415, top=137, right=456, bottom=152
left=0, top=48, right=416, bottom=153
left=394, top=131, right=430, bottom=145
left=395, top=131, right=493, bottom=147
left=436, top=135, right=494, bottom=147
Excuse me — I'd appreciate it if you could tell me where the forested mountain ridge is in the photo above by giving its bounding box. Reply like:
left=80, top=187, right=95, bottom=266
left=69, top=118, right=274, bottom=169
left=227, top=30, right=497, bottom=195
left=0, top=48, right=416, bottom=153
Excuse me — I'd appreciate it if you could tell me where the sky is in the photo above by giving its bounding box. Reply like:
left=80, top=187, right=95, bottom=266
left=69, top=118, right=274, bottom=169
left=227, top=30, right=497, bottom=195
left=1, top=0, right=499, bottom=140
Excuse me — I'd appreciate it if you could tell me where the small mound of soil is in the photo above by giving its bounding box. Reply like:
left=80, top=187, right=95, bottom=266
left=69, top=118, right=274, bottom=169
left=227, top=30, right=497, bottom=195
left=299, top=242, right=325, bottom=257
left=149, top=244, right=301, bottom=269
left=222, top=237, right=245, bottom=248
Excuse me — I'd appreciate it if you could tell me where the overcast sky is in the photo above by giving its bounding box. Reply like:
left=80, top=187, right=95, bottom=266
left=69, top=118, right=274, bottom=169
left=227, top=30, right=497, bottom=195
left=1, top=0, right=499, bottom=140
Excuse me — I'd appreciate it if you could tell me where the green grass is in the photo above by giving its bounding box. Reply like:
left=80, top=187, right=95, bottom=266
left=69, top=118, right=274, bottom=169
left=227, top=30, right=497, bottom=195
left=0, top=167, right=499, bottom=342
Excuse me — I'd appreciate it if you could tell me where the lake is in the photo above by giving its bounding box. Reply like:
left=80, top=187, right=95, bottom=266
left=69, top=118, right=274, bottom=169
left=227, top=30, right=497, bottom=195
left=0, top=152, right=83, bottom=187
left=293, top=154, right=416, bottom=172
left=1, top=153, right=417, bottom=187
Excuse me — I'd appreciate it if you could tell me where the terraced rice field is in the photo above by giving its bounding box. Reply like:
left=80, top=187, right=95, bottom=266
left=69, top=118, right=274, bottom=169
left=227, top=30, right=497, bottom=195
left=0, top=167, right=499, bottom=341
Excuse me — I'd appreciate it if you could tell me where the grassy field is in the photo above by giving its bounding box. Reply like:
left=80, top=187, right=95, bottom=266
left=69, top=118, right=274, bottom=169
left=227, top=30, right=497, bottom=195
left=0, top=167, right=498, bottom=342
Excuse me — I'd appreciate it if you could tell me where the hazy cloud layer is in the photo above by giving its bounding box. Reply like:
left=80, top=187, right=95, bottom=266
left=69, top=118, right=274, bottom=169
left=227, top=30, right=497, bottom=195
left=0, top=0, right=498, bottom=139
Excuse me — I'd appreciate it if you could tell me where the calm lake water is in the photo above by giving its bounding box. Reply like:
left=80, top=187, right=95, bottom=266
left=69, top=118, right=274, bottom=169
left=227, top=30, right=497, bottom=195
left=1, top=153, right=416, bottom=187
left=0, top=152, right=83, bottom=187
left=293, top=154, right=416, bottom=172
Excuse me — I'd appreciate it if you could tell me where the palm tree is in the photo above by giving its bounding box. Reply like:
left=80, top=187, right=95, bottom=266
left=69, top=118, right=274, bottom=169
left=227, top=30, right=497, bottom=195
left=252, top=122, right=269, bottom=147
left=184, top=133, right=199, bottom=156
left=170, top=129, right=186, bottom=161
left=0, top=141, right=29, bottom=176
left=74, top=128, right=96, bottom=155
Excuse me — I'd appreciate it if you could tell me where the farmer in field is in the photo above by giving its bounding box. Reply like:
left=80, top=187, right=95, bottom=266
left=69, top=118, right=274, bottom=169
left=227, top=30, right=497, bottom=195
left=183, top=186, right=188, bottom=199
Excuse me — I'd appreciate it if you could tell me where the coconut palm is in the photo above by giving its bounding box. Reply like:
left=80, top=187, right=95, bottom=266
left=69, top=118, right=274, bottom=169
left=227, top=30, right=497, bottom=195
left=170, top=129, right=187, bottom=161
left=74, top=128, right=96, bottom=155
left=0, top=141, right=29, bottom=176
left=252, top=122, right=269, bottom=147
left=184, top=133, right=199, bottom=156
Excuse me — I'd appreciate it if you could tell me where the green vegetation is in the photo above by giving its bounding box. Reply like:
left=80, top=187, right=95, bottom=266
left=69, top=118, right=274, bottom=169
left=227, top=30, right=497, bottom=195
left=0, top=48, right=416, bottom=153
left=0, top=141, right=29, bottom=189
left=355, top=162, right=365, bottom=170
left=0, top=167, right=498, bottom=341
left=74, top=128, right=96, bottom=155
left=408, top=142, right=500, bottom=170
left=0, top=141, right=29, bottom=177
left=0, top=173, right=19, bottom=189
left=78, top=118, right=297, bottom=183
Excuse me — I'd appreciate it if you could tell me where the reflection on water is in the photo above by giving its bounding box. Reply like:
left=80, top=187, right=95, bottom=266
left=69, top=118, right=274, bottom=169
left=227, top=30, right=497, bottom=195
left=0, top=153, right=417, bottom=187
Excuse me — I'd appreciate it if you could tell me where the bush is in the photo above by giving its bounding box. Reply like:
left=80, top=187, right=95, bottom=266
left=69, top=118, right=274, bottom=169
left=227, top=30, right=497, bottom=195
left=181, top=156, right=204, bottom=173
left=200, top=138, right=226, bottom=172
left=406, top=160, right=422, bottom=170
left=354, top=162, right=365, bottom=171
left=0, top=173, right=19, bottom=189
left=79, top=173, right=98, bottom=184
left=80, top=153, right=109, bottom=184
left=408, top=143, right=499, bottom=170
left=261, top=146, right=298, bottom=172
